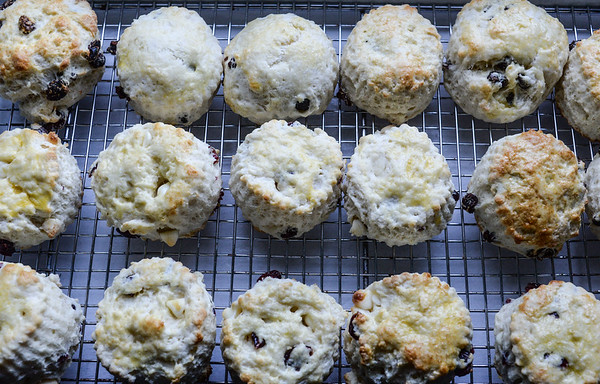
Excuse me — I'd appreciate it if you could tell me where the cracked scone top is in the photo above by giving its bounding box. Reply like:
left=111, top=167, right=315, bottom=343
left=340, top=5, right=442, bottom=125
left=0, top=0, right=104, bottom=125
left=0, top=262, right=84, bottom=384
left=221, top=275, right=347, bottom=384
left=463, top=130, right=585, bottom=258
left=343, top=124, right=456, bottom=246
left=223, top=13, right=338, bottom=124
left=116, top=7, right=223, bottom=126
left=444, top=0, right=568, bottom=124
left=556, top=30, right=600, bottom=142
left=93, top=257, right=216, bottom=383
left=90, top=122, right=222, bottom=246
left=0, top=128, right=82, bottom=253
left=343, top=273, right=474, bottom=384
left=229, top=120, right=344, bottom=239
left=495, top=281, right=600, bottom=384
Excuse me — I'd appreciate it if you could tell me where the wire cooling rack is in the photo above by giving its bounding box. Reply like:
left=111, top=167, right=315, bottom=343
left=2, top=1, right=600, bottom=383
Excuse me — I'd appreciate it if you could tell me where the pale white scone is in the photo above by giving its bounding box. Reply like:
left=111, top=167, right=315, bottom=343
left=116, top=7, right=223, bottom=126
left=90, top=122, right=222, bottom=246
left=0, top=128, right=83, bottom=252
left=463, top=130, right=586, bottom=258
left=494, top=281, right=600, bottom=384
left=444, top=0, right=568, bottom=124
left=340, top=5, right=442, bottom=125
left=221, top=276, right=347, bottom=384
left=229, top=120, right=343, bottom=239
left=556, top=30, right=600, bottom=142
left=223, top=13, right=338, bottom=124
left=343, top=273, right=474, bottom=384
left=0, top=262, right=84, bottom=384
left=343, top=124, right=456, bottom=247
left=0, top=0, right=104, bottom=126
left=93, top=257, right=216, bottom=384
left=585, top=153, right=600, bottom=238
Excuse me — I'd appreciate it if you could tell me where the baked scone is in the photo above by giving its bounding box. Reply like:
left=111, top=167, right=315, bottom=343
left=93, top=257, right=216, bottom=383
left=343, top=273, right=474, bottom=384
left=229, top=119, right=343, bottom=239
left=0, top=0, right=104, bottom=126
left=116, top=7, right=222, bottom=126
left=221, top=275, right=347, bottom=384
left=90, top=122, right=222, bottom=246
left=0, top=128, right=82, bottom=255
left=444, top=0, right=568, bottom=124
left=585, top=153, right=600, bottom=238
left=0, top=262, right=84, bottom=384
left=556, top=30, right=600, bottom=141
left=340, top=5, right=442, bottom=125
left=495, top=281, right=600, bottom=384
left=223, top=13, right=338, bottom=124
left=462, top=130, right=585, bottom=258
left=343, top=124, right=456, bottom=247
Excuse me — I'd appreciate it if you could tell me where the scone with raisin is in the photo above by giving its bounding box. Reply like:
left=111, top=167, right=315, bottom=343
left=340, top=5, right=442, bottom=125
left=343, top=124, right=457, bottom=247
left=0, top=128, right=83, bottom=255
left=462, top=130, right=585, bottom=258
left=585, top=153, right=600, bottom=238
left=444, top=0, right=568, bottom=123
left=220, top=274, right=346, bottom=384
left=90, top=122, right=222, bottom=246
left=0, top=0, right=105, bottom=127
left=116, top=7, right=222, bottom=125
left=93, top=257, right=216, bottom=383
left=495, top=281, right=600, bottom=384
left=343, top=273, right=474, bottom=384
left=223, top=13, right=338, bottom=124
left=556, top=30, right=600, bottom=141
left=0, top=262, right=84, bottom=384
left=229, top=120, right=343, bottom=239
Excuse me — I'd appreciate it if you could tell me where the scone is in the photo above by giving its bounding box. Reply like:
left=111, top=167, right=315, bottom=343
left=343, top=124, right=457, bottom=247
left=220, top=275, right=347, bottom=384
left=444, top=0, right=568, bottom=124
left=0, top=0, right=104, bottom=126
left=229, top=119, right=343, bottom=239
left=93, top=257, right=216, bottom=383
left=556, top=30, right=600, bottom=141
left=343, top=273, right=474, bottom=384
left=585, top=153, right=600, bottom=238
left=340, top=5, right=442, bottom=125
left=0, top=262, right=84, bottom=384
left=0, top=128, right=83, bottom=255
left=116, top=7, right=222, bottom=125
left=223, top=13, right=338, bottom=124
left=90, top=122, right=222, bottom=246
left=495, top=281, right=600, bottom=384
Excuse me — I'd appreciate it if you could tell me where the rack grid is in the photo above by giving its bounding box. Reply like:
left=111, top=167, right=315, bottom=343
left=2, top=1, right=600, bottom=383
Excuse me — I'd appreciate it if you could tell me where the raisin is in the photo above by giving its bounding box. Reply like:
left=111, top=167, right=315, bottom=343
left=18, top=15, right=35, bottom=34
left=57, top=354, right=70, bottom=367
left=517, top=73, right=532, bottom=89
left=0, top=239, right=15, bottom=256
left=88, top=163, right=98, bottom=177
left=116, top=228, right=139, bottom=239
left=417, top=226, right=425, bottom=232
left=86, top=40, right=105, bottom=68
left=524, top=282, right=541, bottom=292
left=494, top=56, right=513, bottom=71
left=560, top=358, right=569, bottom=369
left=227, top=57, right=237, bottom=69
left=295, top=98, right=310, bottom=112
left=452, top=190, right=460, bottom=201
left=461, top=193, right=478, bottom=213
left=284, top=347, right=297, bottom=370
left=531, top=248, right=557, bottom=259
left=250, top=332, right=266, bottom=349
left=42, top=112, right=66, bottom=131
left=257, top=270, right=282, bottom=282
left=487, top=71, right=508, bottom=88
left=504, top=6, right=509, bottom=10
left=482, top=230, right=495, bottom=243
left=106, top=40, right=118, bottom=55
left=443, top=59, right=452, bottom=70
left=348, top=313, right=360, bottom=340
left=179, top=115, right=188, bottom=124
left=0, top=0, right=15, bottom=10
left=280, top=227, right=298, bottom=239
left=210, top=147, right=219, bottom=165
left=46, top=79, right=68, bottom=101
left=505, top=298, right=512, bottom=304
left=336, top=88, right=353, bottom=106
left=455, top=347, right=474, bottom=376
left=115, top=86, right=130, bottom=100
left=506, top=91, right=515, bottom=105
left=71, top=304, right=76, bottom=310
left=569, top=40, right=579, bottom=51
left=549, top=311, right=559, bottom=318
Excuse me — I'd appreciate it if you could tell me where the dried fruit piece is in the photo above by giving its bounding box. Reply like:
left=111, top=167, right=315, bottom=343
left=455, top=347, right=474, bottom=376
left=348, top=312, right=360, bottom=340
left=46, top=79, right=69, bottom=101
left=0, top=239, right=15, bottom=256
left=115, top=85, right=130, bottom=100
left=257, top=270, right=282, bottom=282
left=295, top=98, right=310, bottom=112
left=250, top=332, right=266, bottom=349
left=0, top=0, right=16, bottom=10
left=87, top=40, right=105, bottom=68
left=461, top=193, right=478, bottom=213
left=106, top=40, right=118, bottom=55
left=18, top=15, right=35, bottom=34
left=280, top=227, right=298, bottom=239
left=487, top=71, right=508, bottom=88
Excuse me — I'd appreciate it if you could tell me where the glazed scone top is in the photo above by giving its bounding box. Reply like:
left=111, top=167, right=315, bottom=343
left=510, top=281, right=600, bottom=383
left=232, top=120, right=343, bottom=213
left=572, top=30, right=600, bottom=100
left=349, top=273, right=472, bottom=380
left=0, top=0, right=98, bottom=79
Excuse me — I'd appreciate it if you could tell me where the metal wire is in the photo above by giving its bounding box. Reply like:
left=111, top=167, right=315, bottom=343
left=1, top=2, right=600, bottom=383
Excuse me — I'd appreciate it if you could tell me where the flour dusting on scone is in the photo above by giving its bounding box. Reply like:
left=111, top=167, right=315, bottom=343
left=93, top=257, right=216, bottom=383
left=444, top=0, right=568, bottom=123
left=343, top=273, right=474, bottom=384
